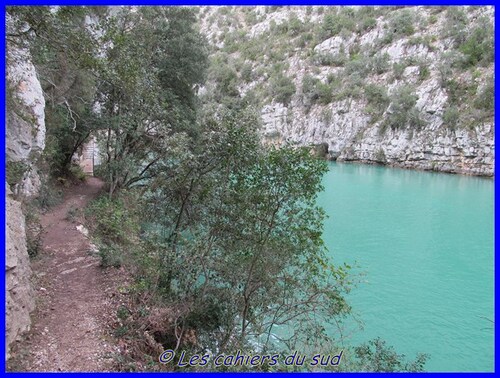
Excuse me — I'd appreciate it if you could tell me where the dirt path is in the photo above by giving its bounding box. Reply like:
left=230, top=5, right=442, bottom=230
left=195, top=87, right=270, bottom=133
left=8, top=177, right=123, bottom=372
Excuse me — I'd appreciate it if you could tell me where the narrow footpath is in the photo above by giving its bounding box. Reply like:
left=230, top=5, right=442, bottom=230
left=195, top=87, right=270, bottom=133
left=8, top=177, right=123, bottom=372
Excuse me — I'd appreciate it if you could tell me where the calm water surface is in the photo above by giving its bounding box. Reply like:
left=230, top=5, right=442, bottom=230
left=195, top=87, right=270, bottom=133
left=318, top=162, right=494, bottom=372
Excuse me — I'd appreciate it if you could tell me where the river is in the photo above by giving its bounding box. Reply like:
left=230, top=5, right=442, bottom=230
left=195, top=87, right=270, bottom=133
left=318, top=162, right=494, bottom=372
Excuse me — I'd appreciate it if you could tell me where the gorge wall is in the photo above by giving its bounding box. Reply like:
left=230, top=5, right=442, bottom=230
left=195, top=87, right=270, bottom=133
left=5, top=14, right=45, bottom=359
left=199, top=6, right=494, bottom=176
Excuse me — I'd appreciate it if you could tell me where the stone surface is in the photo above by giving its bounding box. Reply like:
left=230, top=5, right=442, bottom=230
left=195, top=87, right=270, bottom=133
left=5, top=13, right=44, bottom=360
left=6, top=184, right=36, bottom=360
left=6, top=14, right=46, bottom=197
left=199, top=6, right=494, bottom=177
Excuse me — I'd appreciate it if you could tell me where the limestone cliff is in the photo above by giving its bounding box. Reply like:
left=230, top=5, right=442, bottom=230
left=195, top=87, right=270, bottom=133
left=6, top=185, right=36, bottom=360
left=199, top=6, right=494, bottom=176
left=5, top=13, right=45, bottom=359
left=6, top=14, right=46, bottom=197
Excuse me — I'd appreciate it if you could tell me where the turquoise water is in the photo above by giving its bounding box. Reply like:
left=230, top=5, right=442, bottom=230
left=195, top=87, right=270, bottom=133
left=318, top=162, right=494, bottom=372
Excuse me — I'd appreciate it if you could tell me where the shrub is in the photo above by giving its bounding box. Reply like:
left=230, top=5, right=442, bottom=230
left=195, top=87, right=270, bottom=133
left=442, top=105, right=460, bottom=129
left=345, top=54, right=371, bottom=76
left=287, top=15, right=304, bottom=37
left=316, top=81, right=333, bottom=104
left=445, top=79, right=477, bottom=106
left=302, top=74, right=319, bottom=103
left=365, top=84, right=390, bottom=111
left=34, top=178, right=64, bottom=211
left=375, top=149, right=386, bottom=163
left=240, top=62, right=253, bottom=83
left=442, top=7, right=467, bottom=47
left=353, top=338, right=428, bottom=372
left=313, top=51, right=347, bottom=66
left=302, top=75, right=336, bottom=106
left=269, top=73, right=296, bottom=105
left=418, top=63, right=430, bottom=81
left=458, top=21, right=494, bottom=68
left=371, top=53, right=390, bottom=75
left=383, top=85, right=425, bottom=131
left=358, top=16, right=377, bottom=32
left=69, top=164, right=87, bottom=182
left=244, top=9, right=257, bottom=25
left=392, top=62, right=407, bottom=80
left=388, top=9, right=416, bottom=36
left=474, top=81, right=494, bottom=112
left=85, top=195, right=138, bottom=244
left=98, top=242, right=124, bottom=268
left=437, top=51, right=463, bottom=87
left=319, top=8, right=356, bottom=40
left=6, top=161, right=28, bottom=188
left=23, top=203, right=43, bottom=258
left=336, top=74, right=364, bottom=100
left=296, top=32, right=314, bottom=48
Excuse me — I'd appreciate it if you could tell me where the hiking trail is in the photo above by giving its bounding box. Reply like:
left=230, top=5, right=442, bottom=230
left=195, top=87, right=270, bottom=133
left=8, top=177, right=124, bottom=372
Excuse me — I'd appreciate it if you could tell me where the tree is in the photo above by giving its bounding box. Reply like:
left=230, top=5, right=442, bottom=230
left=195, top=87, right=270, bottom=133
left=140, top=108, right=352, bottom=354
left=95, top=7, right=208, bottom=196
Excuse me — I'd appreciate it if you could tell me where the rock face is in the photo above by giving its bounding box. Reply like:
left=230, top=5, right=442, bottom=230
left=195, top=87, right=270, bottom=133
left=199, top=6, right=494, bottom=176
left=6, top=14, right=46, bottom=196
left=261, top=102, right=494, bottom=176
left=5, top=13, right=45, bottom=359
left=6, top=185, right=36, bottom=360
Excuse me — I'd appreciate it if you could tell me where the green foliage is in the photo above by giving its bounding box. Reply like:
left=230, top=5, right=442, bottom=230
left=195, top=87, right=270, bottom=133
left=442, top=105, right=460, bottom=129
left=382, top=85, right=425, bottom=132
left=353, top=338, right=429, bottom=372
left=6, top=161, right=29, bottom=188
left=8, top=6, right=102, bottom=177
left=392, top=62, right=407, bottom=80
left=458, top=20, right=494, bottom=68
left=287, top=14, right=305, bottom=37
left=65, top=205, right=80, bottom=223
left=268, top=73, right=296, bottom=105
left=244, top=8, right=258, bottom=24
left=388, top=8, right=416, bottom=37
left=240, top=62, right=254, bottom=82
left=437, top=51, right=463, bottom=87
left=69, top=164, right=87, bottom=182
left=444, top=78, right=477, bottom=107
left=474, top=80, right=494, bottom=112
left=371, top=53, right=390, bottom=75
left=96, top=6, right=208, bottom=196
left=33, top=178, right=64, bottom=211
left=335, top=74, right=364, bottom=101
left=356, top=7, right=378, bottom=33
left=375, top=149, right=386, bottom=163
left=209, top=57, right=240, bottom=98
left=319, top=8, right=356, bottom=40
left=85, top=192, right=141, bottom=269
left=442, top=7, right=468, bottom=47
left=23, top=202, right=43, bottom=258
left=418, top=63, right=430, bottom=81
left=131, top=108, right=353, bottom=355
left=345, top=55, right=371, bottom=77
left=302, top=75, right=336, bottom=107
left=345, top=53, right=389, bottom=77
left=86, top=195, right=138, bottom=244
left=99, top=243, right=124, bottom=268
left=313, top=51, right=347, bottom=67
left=365, top=84, right=389, bottom=119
